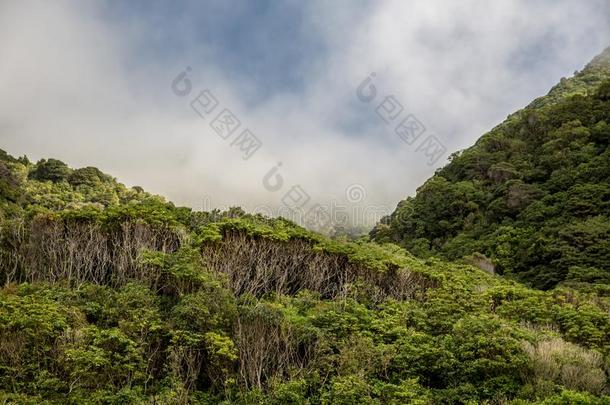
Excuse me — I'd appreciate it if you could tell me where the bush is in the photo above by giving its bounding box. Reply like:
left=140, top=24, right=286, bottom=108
left=540, top=389, right=610, bottom=404
left=522, top=338, right=606, bottom=395
left=68, top=167, right=110, bottom=187
left=29, top=159, right=71, bottom=183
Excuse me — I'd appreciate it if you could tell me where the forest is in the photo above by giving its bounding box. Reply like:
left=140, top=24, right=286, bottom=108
left=373, top=48, right=610, bottom=291
left=0, top=51, right=609, bottom=404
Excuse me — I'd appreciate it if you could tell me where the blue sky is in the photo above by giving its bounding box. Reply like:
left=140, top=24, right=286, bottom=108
left=101, top=0, right=331, bottom=99
left=1, top=0, right=610, bottom=228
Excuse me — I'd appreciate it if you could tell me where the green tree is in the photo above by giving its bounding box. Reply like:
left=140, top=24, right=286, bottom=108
left=29, top=159, right=71, bottom=183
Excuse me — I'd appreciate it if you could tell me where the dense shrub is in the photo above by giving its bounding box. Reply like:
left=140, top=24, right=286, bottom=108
left=1, top=48, right=610, bottom=403
left=373, top=56, right=610, bottom=291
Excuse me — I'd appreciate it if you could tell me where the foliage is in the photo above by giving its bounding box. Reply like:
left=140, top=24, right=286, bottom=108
left=372, top=47, right=610, bottom=291
left=29, top=158, right=72, bottom=183
left=0, top=49, right=610, bottom=403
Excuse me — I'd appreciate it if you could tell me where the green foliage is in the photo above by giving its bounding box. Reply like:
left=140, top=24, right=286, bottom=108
left=172, top=288, right=237, bottom=333
left=0, top=227, right=609, bottom=403
left=1, top=51, right=610, bottom=402
left=373, top=50, right=610, bottom=291
left=63, top=326, right=147, bottom=390
left=29, top=158, right=72, bottom=183
left=0, top=161, right=21, bottom=203
left=68, top=167, right=111, bottom=187
left=538, top=389, right=610, bottom=404
left=444, top=315, right=529, bottom=398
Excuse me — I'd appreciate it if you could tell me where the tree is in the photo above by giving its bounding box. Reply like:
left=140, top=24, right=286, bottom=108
left=29, top=159, right=71, bottom=183
left=68, top=167, right=110, bottom=187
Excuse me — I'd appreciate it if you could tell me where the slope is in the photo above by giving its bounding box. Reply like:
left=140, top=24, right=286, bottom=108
left=0, top=149, right=608, bottom=403
left=372, top=47, right=610, bottom=290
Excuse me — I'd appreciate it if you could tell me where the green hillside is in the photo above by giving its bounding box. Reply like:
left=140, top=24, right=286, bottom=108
left=0, top=147, right=609, bottom=403
left=1, top=49, right=610, bottom=404
left=372, top=47, right=610, bottom=291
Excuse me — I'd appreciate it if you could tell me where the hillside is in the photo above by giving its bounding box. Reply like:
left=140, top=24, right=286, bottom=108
left=372, top=47, right=610, bottom=290
left=0, top=148, right=609, bottom=403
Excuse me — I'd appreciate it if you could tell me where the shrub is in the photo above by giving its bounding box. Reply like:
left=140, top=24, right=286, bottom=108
left=522, top=338, right=606, bottom=395
left=29, top=159, right=71, bottom=183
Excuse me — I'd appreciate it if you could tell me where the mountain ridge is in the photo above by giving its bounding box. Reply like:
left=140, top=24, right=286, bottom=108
left=372, top=47, right=610, bottom=290
left=0, top=50, right=609, bottom=403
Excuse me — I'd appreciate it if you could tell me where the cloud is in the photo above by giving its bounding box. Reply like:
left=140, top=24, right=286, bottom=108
left=1, top=0, right=609, bottom=227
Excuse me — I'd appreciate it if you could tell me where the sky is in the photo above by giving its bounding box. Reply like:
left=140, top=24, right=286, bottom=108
left=1, top=0, right=610, bottom=228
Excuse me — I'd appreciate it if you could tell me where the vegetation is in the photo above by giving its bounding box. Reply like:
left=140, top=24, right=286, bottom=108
left=1, top=49, right=610, bottom=403
left=0, top=145, right=609, bottom=404
left=372, top=47, right=610, bottom=291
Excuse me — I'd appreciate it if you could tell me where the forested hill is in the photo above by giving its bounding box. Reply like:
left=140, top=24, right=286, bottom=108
left=0, top=146, right=610, bottom=405
left=1, top=51, right=610, bottom=402
left=1, top=147, right=610, bottom=402
left=372, top=47, right=610, bottom=290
